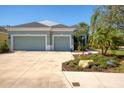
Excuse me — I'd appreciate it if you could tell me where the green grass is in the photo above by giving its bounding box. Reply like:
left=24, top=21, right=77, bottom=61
left=112, top=60, right=124, bottom=73
left=89, top=47, right=124, bottom=56
left=108, top=50, right=124, bottom=56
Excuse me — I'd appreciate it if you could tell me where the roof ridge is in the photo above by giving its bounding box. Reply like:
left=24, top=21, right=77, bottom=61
left=13, top=21, right=49, bottom=27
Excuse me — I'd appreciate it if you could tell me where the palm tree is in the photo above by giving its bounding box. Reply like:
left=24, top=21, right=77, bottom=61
left=90, top=11, right=99, bottom=33
left=89, top=6, right=124, bottom=55
left=73, top=22, right=89, bottom=51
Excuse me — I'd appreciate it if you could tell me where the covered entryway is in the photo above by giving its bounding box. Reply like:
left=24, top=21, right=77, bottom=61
left=13, top=35, right=46, bottom=51
left=53, top=35, right=71, bottom=51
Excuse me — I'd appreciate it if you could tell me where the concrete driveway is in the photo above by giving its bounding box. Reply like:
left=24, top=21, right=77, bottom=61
left=0, top=51, right=124, bottom=88
left=0, top=51, right=74, bottom=88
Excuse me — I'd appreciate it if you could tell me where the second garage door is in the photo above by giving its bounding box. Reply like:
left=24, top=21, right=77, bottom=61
left=13, top=36, right=45, bottom=51
left=54, top=36, right=70, bottom=51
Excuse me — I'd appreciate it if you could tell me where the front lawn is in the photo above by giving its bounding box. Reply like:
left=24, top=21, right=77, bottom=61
left=89, top=48, right=124, bottom=56
left=62, top=51, right=124, bottom=73
left=108, top=50, right=124, bottom=56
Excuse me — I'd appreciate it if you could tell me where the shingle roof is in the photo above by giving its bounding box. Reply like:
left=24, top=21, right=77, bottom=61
left=13, top=22, right=73, bottom=28
left=0, top=26, right=7, bottom=33
left=70, top=24, right=79, bottom=28
left=51, top=24, right=71, bottom=28
left=13, top=22, right=49, bottom=27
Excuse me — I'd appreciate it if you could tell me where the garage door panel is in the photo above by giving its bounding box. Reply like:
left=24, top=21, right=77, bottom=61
left=54, top=36, right=70, bottom=51
left=14, top=36, right=45, bottom=51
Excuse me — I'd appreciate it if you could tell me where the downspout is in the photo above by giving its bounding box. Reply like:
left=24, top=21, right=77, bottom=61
left=49, top=27, right=52, bottom=51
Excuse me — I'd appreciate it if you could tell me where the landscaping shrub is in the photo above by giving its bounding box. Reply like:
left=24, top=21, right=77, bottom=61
left=87, top=54, right=119, bottom=69
left=81, top=44, right=89, bottom=51
left=0, top=40, right=9, bottom=53
left=62, top=54, right=120, bottom=72
left=91, top=65, right=98, bottom=71
left=79, top=55, right=89, bottom=60
left=62, top=58, right=80, bottom=71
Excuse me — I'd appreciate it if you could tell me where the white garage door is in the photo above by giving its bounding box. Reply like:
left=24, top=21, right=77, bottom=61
left=54, top=36, right=70, bottom=51
left=13, top=36, right=46, bottom=51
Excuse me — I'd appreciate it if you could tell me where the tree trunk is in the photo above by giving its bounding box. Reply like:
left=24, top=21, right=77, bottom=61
left=101, top=47, right=104, bottom=55
left=104, top=47, right=109, bottom=56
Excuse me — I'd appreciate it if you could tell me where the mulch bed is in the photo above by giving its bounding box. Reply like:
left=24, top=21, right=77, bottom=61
left=62, top=63, right=118, bottom=73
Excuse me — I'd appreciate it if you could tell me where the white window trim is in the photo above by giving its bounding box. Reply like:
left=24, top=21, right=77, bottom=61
left=10, top=34, right=47, bottom=51
left=52, top=35, right=72, bottom=50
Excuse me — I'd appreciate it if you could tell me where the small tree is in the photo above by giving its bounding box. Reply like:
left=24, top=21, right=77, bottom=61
left=89, top=5, right=124, bottom=55
left=89, top=27, right=123, bottom=55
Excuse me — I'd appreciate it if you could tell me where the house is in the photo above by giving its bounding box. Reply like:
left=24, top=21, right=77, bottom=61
left=0, top=26, right=8, bottom=42
left=5, top=20, right=76, bottom=51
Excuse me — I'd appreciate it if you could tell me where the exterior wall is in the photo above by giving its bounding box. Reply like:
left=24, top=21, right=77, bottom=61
left=0, top=33, right=8, bottom=49
left=8, top=31, right=49, bottom=35
left=0, top=33, right=8, bottom=41
left=6, top=27, right=75, bottom=32
left=8, top=30, right=74, bottom=51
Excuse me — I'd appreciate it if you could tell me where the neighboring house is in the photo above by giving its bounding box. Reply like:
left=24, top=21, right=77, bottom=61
left=5, top=20, right=76, bottom=51
left=0, top=26, right=8, bottom=42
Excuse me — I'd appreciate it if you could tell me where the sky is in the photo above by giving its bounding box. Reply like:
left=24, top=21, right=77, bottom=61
left=0, top=5, right=96, bottom=26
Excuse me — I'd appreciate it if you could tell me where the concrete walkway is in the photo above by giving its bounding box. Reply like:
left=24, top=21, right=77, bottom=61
left=64, top=72, right=124, bottom=88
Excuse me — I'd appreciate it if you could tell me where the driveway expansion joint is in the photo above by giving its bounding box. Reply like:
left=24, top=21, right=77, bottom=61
left=92, top=72, right=106, bottom=88
left=62, top=72, right=73, bottom=88
left=9, top=62, right=38, bottom=87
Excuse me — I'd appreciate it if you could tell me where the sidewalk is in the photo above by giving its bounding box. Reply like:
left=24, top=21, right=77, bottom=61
left=63, top=72, right=124, bottom=88
left=72, top=51, right=99, bottom=55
